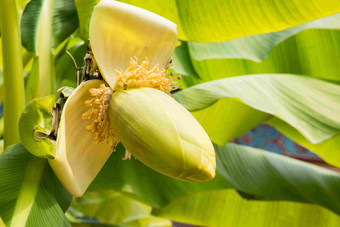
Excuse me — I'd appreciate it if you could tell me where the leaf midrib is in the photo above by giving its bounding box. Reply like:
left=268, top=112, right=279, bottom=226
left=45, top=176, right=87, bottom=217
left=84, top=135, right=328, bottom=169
left=10, top=157, right=46, bottom=227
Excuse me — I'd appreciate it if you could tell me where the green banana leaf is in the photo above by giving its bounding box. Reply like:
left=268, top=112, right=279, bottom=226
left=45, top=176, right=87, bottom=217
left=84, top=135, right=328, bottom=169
left=213, top=143, right=340, bottom=214
left=193, top=99, right=270, bottom=146
left=152, top=143, right=340, bottom=226
left=89, top=144, right=231, bottom=208
left=21, top=0, right=79, bottom=53
left=188, top=29, right=340, bottom=82
left=89, top=142, right=340, bottom=215
left=189, top=13, right=340, bottom=62
left=174, top=74, right=340, bottom=145
left=153, top=189, right=340, bottom=227
left=175, top=0, right=340, bottom=42
left=0, top=144, right=72, bottom=226
left=74, top=0, right=340, bottom=42
left=175, top=29, right=340, bottom=168
left=71, top=191, right=172, bottom=227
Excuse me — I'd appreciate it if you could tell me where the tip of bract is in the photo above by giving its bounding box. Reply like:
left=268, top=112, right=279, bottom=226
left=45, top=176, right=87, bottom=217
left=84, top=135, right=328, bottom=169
left=89, top=0, right=177, bottom=89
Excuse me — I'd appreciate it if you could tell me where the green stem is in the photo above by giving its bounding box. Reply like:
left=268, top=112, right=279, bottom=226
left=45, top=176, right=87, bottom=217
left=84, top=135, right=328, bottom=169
left=0, top=0, right=25, bottom=147
left=37, top=0, right=55, bottom=97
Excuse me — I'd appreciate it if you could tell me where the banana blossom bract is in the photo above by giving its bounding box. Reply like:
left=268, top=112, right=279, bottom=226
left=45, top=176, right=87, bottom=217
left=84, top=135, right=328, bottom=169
left=49, top=0, right=216, bottom=196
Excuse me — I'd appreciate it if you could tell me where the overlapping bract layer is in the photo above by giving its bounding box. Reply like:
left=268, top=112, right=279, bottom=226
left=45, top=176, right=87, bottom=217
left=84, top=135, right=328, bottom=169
left=109, top=88, right=216, bottom=182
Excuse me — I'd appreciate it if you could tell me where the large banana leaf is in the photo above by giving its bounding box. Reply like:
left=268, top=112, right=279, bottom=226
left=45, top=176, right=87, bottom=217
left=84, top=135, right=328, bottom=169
left=90, top=142, right=340, bottom=215
left=153, top=189, right=340, bottom=227
left=175, top=0, right=340, bottom=42
left=21, top=0, right=79, bottom=53
left=176, top=29, right=340, bottom=167
left=72, top=191, right=172, bottom=227
left=174, top=74, right=340, bottom=145
left=214, top=143, right=340, bottom=213
left=89, top=144, right=231, bottom=208
left=0, top=144, right=72, bottom=226
left=152, top=143, right=340, bottom=226
left=74, top=0, right=340, bottom=42
left=189, top=14, right=340, bottom=62
left=192, top=99, right=270, bottom=145
left=188, top=29, right=340, bottom=82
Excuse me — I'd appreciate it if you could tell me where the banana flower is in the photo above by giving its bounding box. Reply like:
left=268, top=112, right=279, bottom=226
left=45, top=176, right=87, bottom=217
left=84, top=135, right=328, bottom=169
left=49, top=0, right=216, bottom=196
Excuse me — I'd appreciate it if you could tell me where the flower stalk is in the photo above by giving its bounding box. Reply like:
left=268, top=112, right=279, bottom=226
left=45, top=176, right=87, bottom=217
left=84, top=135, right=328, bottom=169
left=36, top=0, right=55, bottom=97
left=0, top=0, right=25, bottom=147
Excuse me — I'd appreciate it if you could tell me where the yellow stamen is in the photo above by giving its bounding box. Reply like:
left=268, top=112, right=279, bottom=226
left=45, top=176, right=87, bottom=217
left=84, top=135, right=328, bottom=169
left=115, top=57, right=178, bottom=93
left=81, top=84, right=118, bottom=149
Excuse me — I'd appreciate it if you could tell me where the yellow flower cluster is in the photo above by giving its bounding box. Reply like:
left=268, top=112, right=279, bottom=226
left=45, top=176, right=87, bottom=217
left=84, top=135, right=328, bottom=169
left=115, top=57, right=176, bottom=94
left=81, top=84, right=118, bottom=149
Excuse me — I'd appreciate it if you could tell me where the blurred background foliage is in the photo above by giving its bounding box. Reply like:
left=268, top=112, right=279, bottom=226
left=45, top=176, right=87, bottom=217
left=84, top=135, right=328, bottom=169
left=1, top=0, right=340, bottom=226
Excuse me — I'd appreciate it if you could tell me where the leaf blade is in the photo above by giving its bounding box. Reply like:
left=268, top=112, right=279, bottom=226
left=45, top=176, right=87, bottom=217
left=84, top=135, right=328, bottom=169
left=175, top=74, right=340, bottom=144
left=175, top=0, right=340, bottom=42
left=153, top=189, right=340, bottom=227
left=188, top=13, right=340, bottom=62
left=0, top=144, right=72, bottom=227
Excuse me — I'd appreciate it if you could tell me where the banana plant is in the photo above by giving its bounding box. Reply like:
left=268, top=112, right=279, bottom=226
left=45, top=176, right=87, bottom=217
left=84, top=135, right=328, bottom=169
left=1, top=0, right=340, bottom=226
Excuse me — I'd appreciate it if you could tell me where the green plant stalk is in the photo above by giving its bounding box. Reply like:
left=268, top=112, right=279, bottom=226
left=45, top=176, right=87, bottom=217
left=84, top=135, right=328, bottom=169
left=0, top=0, right=25, bottom=147
left=37, top=0, right=55, bottom=97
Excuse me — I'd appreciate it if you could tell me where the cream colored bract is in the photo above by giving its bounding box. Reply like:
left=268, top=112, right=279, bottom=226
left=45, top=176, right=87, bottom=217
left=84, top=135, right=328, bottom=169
left=89, top=0, right=177, bottom=89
